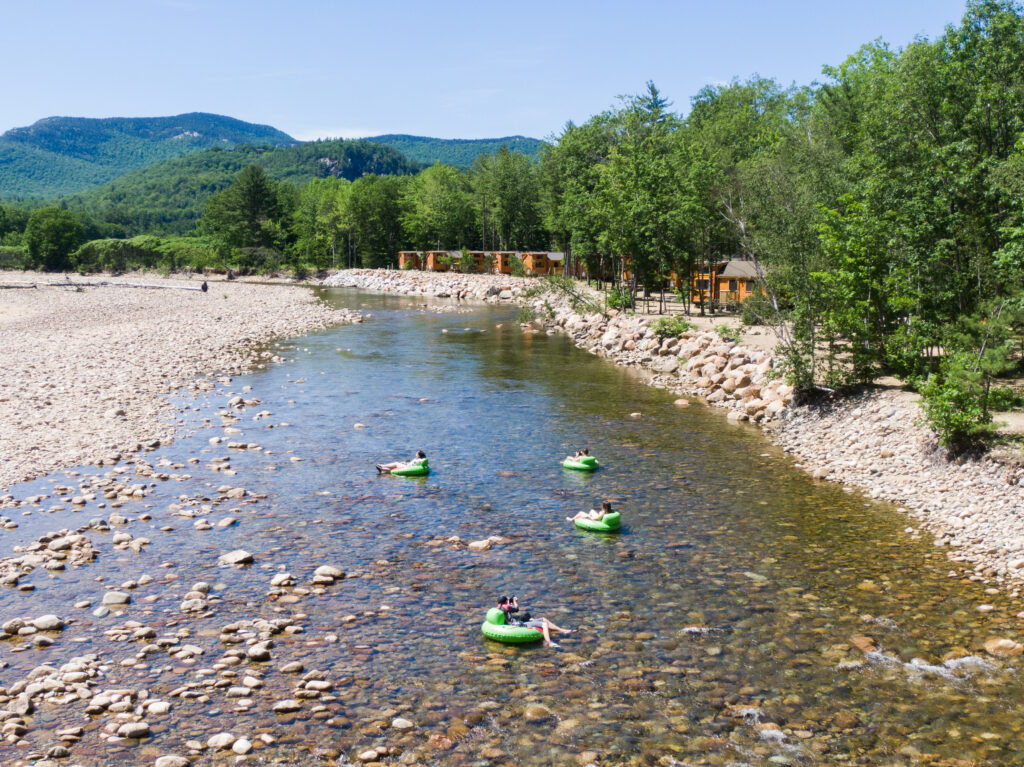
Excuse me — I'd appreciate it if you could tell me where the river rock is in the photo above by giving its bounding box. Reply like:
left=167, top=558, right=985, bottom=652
left=32, top=614, right=63, bottom=631
left=984, top=637, right=1023, bottom=657
left=219, top=549, right=253, bottom=565
left=117, top=721, right=151, bottom=738
left=313, top=565, right=344, bottom=579
left=103, top=591, right=131, bottom=606
left=154, top=757, right=190, bottom=767
left=207, top=732, right=236, bottom=750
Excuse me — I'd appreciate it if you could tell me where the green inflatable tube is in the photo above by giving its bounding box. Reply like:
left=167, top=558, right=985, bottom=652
left=480, top=608, right=543, bottom=644
left=562, top=456, right=599, bottom=472
left=391, top=460, right=429, bottom=477
left=574, top=511, right=621, bottom=532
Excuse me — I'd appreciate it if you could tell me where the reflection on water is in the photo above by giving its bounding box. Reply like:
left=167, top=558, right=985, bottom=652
left=1, top=288, right=1022, bottom=766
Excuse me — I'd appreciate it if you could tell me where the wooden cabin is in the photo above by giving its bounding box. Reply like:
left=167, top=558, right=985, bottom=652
left=491, top=251, right=516, bottom=275
left=521, top=252, right=565, bottom=276
left=398, top=251, right=423, bottom=270
left=692, top=259, right=761, bottom=307
left=460, top=251, right=487, bottom=273
left=425, top=251, right=454, bottom=272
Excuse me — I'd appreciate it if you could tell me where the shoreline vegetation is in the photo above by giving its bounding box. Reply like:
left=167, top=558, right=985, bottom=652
left=0, top=272, right=360, bottom=494
left=326, top=268, right=1024, bottom=596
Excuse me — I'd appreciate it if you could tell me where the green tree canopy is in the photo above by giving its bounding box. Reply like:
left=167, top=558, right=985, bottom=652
left=24, top=207, right=86, bottom=270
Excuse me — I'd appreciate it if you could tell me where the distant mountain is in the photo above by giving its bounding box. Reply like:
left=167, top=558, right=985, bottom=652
left=0, top=113, right=297, bottom=198
left=66, top=140, right=421, bottom=235
left=365, top=134, right=546, bottom=167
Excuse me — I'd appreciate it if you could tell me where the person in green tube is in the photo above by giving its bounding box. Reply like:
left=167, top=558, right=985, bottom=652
left=567, top=499, right=615, bottom=523
left=498, top=595, right=572, bottom=649
left=376, top=450, right=427, bottom=474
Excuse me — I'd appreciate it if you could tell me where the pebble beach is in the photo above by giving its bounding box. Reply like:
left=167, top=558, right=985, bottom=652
left=0, top=273, right=360, bottom=493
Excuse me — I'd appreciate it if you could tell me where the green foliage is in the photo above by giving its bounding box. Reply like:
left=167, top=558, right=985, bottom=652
left=989, top=386, right=1024, bottom=411
left=202, top=165, right=289, bottom=250
left=714, top=324, right=737, bottom=342
left=457, top=247, right=476, bottom=274
left=0, top=113, right=296, bottom=198
left=401, top=164, right=473, bottom=250
left=24, top=207, right=86, bottom=270
left=73, top=235, right=224, bottom=273
left=650, top=315, right=696, bottom=339
left=368, top=135, right=545, bottom=168
left=739, top=292, right=777, bottom=326
left=509, top=253, right=526, bottom=277
left=346, top=175, right=408, bottom=268
left=473, top=147, right=544, bottom=251
left=919, top=353, right=997, bottom=450
left=607, top=285, right=633, bottom=310
left=0, top=245, right=26, bottom=269
left=517, top=306, right=537, bottom=323
left=293, top=177, right=351, bottom=269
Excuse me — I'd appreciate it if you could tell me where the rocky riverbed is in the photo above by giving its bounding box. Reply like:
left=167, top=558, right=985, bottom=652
left=0, top=273, right=360, bottom=492
left=4, top=275, right=1024, bottom=766
left=325, top=269, right=1024, bottom=593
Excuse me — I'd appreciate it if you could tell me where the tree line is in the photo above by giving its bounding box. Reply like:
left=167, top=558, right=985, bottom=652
left=3, top=0, right=1023, bottom=446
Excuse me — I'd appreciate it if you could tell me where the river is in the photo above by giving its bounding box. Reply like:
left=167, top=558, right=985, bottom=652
left=2, top=288, right=1023, bottom=766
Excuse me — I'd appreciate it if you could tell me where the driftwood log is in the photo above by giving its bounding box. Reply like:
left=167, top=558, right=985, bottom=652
left=0, top=280, right=208, bottom=292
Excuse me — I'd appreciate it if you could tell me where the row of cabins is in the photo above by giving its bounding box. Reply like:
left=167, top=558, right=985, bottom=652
left=398, top=251, right=565, bottom=276
left=399, top=250, right=763, bottom=307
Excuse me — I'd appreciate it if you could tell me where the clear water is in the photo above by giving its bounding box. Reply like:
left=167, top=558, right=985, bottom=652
left=2, top=288, right=1023, bottom=766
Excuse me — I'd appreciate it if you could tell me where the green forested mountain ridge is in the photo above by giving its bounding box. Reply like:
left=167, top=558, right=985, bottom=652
left=365, top=134, right=545, bottom=166
left=65, top=139, right=420, bottom=234
left=0, top=113, right=296, bottom=198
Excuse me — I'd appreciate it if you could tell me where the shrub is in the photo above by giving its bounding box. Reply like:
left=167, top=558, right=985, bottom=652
left=510, top=254, right=526, bottom=277
left=918, top=353, right=996, bottom=450
left=458, top=247, right=477, bottom=274
left=0, top=245, right=27, bottom=270
left=607, top=285, right=632, bottom=310
left=714, top=323, right=737, bottom=342
left=739, top=293, right=776, bottom=326
left=650, top=315, right=695, bottom=340
left=988, top=385, right=1024, bottom=411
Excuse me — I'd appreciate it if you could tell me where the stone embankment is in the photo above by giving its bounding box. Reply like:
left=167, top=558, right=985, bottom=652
left=323, top=269, right=1024, bottom=591
left=322, top=268, right=527, bottom=302
left=524, top=289, right=794, bottom=424
left=0, top=273, right=360, bottom=492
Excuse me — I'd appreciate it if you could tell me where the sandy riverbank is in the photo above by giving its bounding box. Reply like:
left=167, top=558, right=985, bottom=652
left=0, top=273, right=359, bottom=493
left=323, top=269, right=1024, bottom=592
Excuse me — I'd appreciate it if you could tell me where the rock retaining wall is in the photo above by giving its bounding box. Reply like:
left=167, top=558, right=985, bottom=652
left=322, top=269, right=527, bottom=302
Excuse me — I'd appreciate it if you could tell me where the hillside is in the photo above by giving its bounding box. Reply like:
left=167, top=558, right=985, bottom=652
left=366, top=134, right=545, bottom=167
left=0, top=113, right=296, bottom=198
left=65, top=139, right=421, bottom=234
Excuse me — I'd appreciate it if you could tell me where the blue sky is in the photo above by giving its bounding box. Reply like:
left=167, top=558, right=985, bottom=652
left=2, top=0, right=970, bottom=141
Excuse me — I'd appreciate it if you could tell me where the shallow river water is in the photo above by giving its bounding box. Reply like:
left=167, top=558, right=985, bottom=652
left=3, top=289, right=1024, bottom=766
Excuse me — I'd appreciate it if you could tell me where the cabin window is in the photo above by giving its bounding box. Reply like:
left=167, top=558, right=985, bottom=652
left=696, top=279, right=709, bottom=290
left=729, top=280, right=737, bottom=292
left=747, top=279, right=756, bottom=290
